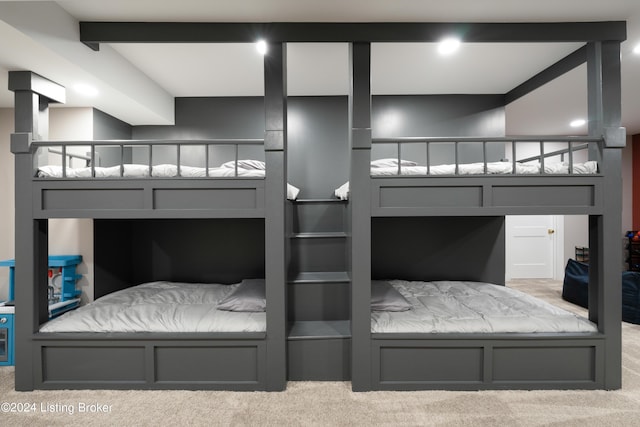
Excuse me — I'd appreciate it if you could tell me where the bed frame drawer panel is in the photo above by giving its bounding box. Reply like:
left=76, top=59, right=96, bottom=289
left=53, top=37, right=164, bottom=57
left=492, top=185, right=595, bottom=208
left=41, top=346, right=146, bottom=383
left=377, top=346, right=483, bottom=384
left=42, top=189, right=145, bottom=211
left=153, top=188, right=259, bottom=210
left=377, top=186, right=483, bottom=208
left=492, top=346, right=596, bottom=382
left=154, top=345, right=261, bottom=383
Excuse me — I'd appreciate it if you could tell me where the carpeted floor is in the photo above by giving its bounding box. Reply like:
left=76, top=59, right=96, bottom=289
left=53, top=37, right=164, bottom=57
left=2, top=280, right=640, bottom=426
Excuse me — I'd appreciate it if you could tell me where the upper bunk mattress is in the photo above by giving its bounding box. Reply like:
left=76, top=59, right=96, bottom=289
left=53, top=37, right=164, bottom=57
left=334, top=160, right=598, bottom=200
left=40, top=281, right=266, bottom=333
left=371, top=280, right=597, bottom=334
left=35, top=164, right=300, bottom=200
left=37, top=164, right=266, bottom=178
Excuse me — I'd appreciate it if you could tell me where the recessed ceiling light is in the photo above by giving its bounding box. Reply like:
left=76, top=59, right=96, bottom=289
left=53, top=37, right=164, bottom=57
left=570, top=119, right=586, bottom=128
left=256, top=40, right=268, bottom=55
left=73, top=83, right=98, bottom=97
left=634, top=43, right=640, bottom=55
left=438, top=38, right=461, bottom=55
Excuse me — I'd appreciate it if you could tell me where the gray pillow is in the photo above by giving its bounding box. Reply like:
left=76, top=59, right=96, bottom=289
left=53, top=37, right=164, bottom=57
left=371, top=280, right=412, bottom=311
left=217, top=279, right=266, bottom=312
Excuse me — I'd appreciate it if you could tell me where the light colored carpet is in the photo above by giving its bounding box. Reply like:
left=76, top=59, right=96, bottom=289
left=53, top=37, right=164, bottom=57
left=1, top=280, right=640, bottom=426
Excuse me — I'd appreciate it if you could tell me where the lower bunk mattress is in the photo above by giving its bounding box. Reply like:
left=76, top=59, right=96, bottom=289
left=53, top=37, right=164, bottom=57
left=371, top=280, right=598, bottom=334
left=39, top=280, right=266, bottom=333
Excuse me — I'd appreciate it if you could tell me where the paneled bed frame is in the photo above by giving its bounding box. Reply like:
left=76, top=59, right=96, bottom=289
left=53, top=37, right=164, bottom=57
left=348, top=34, right=625, bottom=390
left=9, top=45, right=289, bottom=391
left=9, top=22, right=625, bottom=391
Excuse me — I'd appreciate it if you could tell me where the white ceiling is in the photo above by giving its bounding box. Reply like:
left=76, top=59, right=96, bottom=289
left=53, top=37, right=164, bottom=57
left=0, top=0, right=639, bottom=135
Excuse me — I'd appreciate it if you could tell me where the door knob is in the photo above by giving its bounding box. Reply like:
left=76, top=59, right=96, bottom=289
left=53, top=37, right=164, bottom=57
left=548, top=229, right=555, bottom=234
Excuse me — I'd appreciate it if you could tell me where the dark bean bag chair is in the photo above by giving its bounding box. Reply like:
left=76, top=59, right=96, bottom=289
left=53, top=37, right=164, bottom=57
left=562, top=259, right=589, bottom=309
left=622, top=271, right=640, bottom=324
left=562, top=258, right=640, bottom=324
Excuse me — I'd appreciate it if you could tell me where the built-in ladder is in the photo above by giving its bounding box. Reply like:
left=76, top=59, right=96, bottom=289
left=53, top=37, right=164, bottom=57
left=287, top=198, right=351, bottom=380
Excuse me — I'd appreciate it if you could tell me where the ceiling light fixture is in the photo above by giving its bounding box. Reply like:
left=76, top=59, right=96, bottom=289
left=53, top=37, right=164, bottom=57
left=256, top=40, right=268, bottom=55
left=570, top=118, right=586, bottom=128
left=634, top=43, right=640, bottom=55
left=73, top=83, right=98, bottom=97
left=438, top=37, right=461, bottom=55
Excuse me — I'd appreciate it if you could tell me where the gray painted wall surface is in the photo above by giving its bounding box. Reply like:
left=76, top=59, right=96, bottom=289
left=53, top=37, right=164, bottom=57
left=372, top=95, right=506, bottom=139
left=371, top=95, right=506, bottom=165
left=94, top=219, right=265, bottom=298
left=93, top=109, right=132, bottom=140
left=372, top=216, right=506, bottom=285
left=287, top=97, right=349, bottom=199
left=131, top=97, right=266, bottom=168
left=133, top=97, right=265, bottom=140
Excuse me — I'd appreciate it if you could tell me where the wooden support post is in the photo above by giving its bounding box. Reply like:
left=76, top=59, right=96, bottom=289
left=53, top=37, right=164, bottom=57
left=263, top=42, right=287, bottom=391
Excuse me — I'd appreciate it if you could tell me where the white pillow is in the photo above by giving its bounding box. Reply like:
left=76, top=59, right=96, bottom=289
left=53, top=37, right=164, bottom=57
left=221, top=159, right=266, bottom=170
left=370, top=158, right=418, bottom=168
left=287, top=184, right=300, bottom=201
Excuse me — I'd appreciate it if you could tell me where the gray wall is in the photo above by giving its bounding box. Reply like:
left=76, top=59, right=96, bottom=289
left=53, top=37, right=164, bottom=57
left=371, top=95, right=506, bottom=164
left=133, top=97, right=265, bottom=140
left=372, top=95, right=506, bottom=138
left=93, top=109, right=132, bottom=140
left=94, top=219, right=265, bottom=298
left=372, top=217, right=506, bottom=285
left=288, top=97, right=349, bottom=199
left=132, top=97, right=266, bottom=168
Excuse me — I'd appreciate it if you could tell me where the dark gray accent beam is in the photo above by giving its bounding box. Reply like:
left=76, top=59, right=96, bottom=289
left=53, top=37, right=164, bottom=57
left=349, top=42, right=372, bottom=392
left=505, top=46, right=587, bottom=105
left=80, top=21, right=626, bottom=48
left=586, top=40, right=623, bottom=390
left=9, top=71, right=65, bottom=140
left=8, top=71, right=66, bottom=104
left=263, top=42, right=287, bottom=391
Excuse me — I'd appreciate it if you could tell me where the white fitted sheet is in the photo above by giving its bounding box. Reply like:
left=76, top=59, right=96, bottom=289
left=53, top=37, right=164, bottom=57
left=370, top=280, right=597, bottom=334
left=39, top=281, right=266, bottom=333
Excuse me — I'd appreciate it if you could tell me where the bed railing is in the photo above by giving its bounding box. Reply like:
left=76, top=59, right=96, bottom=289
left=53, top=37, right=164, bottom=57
left=371, top=136, right=603, bottom=176
left=32, top=139, right=265, bottom=179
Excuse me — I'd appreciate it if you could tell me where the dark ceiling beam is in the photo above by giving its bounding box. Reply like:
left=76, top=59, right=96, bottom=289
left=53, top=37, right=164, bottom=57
left=505, top=46, right=588, bottom=105
left=80, top=21, right=627, bottom=49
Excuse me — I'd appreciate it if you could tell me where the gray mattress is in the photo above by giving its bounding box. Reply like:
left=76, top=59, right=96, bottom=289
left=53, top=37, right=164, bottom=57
left=39, top=281, right=266, bottom=333
left=371, top=280, right=598, bottom=333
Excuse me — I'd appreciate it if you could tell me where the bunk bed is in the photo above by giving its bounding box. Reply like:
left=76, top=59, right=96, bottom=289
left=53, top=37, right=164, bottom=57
left=347, top=137, right=614, bottom=390
left=347, top=35, right=625, bottom=390
left=8, top=21, right=625, bottom=393
left=9, top=41, right=288, bottom=391
left=12, top=136, right=282, bottom=390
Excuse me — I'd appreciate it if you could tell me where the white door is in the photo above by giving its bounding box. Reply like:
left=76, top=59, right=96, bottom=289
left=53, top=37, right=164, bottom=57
left=505, top=215, right=559, bottom=279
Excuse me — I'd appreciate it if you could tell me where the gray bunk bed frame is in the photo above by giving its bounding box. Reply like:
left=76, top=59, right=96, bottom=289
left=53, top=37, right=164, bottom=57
left=348, top=32, right=626, bottom=389
left=9, top=21, right=625, bottom=392
left=10, top=43, right=288, bottom=391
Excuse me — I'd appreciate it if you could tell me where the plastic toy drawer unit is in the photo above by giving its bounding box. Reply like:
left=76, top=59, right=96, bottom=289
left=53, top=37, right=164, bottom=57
left=0, top=255, right=83, bottom=319
left=0, top=307, right=14, bottom=366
